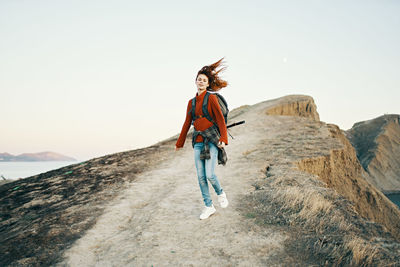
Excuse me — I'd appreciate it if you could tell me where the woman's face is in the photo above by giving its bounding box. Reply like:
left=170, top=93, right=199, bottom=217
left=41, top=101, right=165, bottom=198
left=196, top=74, right=209, bottom=91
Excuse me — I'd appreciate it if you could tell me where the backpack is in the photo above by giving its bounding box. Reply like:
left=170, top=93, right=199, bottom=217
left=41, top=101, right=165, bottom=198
left=189, top=91, right=229, bottom=130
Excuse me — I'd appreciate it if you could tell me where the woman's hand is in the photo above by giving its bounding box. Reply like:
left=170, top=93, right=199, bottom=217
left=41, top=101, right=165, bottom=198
left=217, top=141, right=225, bottom=149
left=175, top=146, right=182, bottom=151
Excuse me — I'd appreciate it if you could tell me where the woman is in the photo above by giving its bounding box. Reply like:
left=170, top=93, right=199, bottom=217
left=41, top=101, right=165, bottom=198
left=175, top=57, right=229, bottom=220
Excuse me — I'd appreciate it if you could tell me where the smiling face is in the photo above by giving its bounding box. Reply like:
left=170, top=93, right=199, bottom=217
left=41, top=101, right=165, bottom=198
left=196, top=74, right=209, bottom=91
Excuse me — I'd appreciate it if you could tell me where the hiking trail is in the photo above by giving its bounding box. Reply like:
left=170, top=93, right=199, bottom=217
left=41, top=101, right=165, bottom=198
left=59, top=102, right=288, bottom=266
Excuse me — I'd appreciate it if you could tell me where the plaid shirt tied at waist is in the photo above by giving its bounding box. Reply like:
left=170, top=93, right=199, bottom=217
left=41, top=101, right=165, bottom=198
left=192, top=125, right=228, bottom=166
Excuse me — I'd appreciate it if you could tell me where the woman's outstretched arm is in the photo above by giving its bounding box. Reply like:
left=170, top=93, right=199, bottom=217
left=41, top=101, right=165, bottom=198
left=175, top=100, right=193, bottom=149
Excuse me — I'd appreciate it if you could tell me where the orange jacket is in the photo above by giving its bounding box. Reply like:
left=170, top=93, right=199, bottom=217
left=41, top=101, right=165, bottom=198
left=176, top=90, right=228, bottom=148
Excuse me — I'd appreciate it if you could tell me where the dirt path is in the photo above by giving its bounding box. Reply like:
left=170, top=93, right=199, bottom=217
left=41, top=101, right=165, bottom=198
left=59, top=103, right=288, bottom=266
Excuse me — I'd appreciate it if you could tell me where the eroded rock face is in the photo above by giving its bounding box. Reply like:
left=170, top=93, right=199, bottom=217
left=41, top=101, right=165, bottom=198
left=265, top=95, right=320, bottom=121
left=296, top=124, right=400, bottom=240
left=346, top=114, right=400, bottom=193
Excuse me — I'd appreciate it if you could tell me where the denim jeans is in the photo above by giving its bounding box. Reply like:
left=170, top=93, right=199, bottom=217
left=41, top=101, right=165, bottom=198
left=194, top=142, right=224, bottom=207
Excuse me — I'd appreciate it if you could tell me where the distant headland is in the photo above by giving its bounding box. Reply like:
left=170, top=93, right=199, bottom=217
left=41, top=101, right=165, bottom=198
left=0, top=151, right=77, bottom=162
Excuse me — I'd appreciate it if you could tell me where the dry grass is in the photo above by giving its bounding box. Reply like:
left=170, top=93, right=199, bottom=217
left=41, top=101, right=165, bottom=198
left=279, top=186, right=333, bottom=218
left=238, top=172, right=400, bottom=266
left=346, top=237, right=379, bottom=266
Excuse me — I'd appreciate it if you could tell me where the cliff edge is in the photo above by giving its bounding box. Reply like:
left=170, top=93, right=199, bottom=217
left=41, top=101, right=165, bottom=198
left=264, top=94, right=320, bottom=121
left=346, top=114, right=400, bottom=193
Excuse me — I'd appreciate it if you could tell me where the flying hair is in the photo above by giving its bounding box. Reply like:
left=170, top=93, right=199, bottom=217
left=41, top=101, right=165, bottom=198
left=196, top=57, right=228, bottom=91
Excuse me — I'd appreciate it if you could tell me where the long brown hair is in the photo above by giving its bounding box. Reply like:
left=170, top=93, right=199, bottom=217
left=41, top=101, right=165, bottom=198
left=196, top=57, right=228, bottom=91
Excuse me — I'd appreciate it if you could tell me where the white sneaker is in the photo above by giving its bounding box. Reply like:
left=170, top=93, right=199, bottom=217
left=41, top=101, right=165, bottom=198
left=199, top=204, right=216, bottom=220
left=217, top=191, right=229, bottom=208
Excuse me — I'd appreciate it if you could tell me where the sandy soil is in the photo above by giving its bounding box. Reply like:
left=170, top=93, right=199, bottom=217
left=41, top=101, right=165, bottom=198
left=58, top=100, right=289, bottom=266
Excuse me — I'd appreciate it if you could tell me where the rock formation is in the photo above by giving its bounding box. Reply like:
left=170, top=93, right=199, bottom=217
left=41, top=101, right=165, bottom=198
left=1, top=95, right=399, bottom=266
left=345, top=114, right=400, bottom=193
left=265, top=94, right=320, bottom=121
left=296, top=124, right=400, bottom=240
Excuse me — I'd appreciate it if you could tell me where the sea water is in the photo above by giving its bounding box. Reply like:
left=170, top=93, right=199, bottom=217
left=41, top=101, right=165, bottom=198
left=385, top=193, right=400, bottom=209
left=0, top=161, right=82, bottom=180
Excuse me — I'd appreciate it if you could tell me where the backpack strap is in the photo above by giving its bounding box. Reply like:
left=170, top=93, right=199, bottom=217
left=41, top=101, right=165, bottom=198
left=189, top=91, right=218, bottom=127
left=202, top=92, right=217, bottom=127
left=190, top=96, right=206, bottom=126
left=190, top=97, right=196, bottom=125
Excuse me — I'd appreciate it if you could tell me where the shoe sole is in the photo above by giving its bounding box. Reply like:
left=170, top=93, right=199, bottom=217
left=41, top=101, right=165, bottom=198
left=200, top=210, right=216, bottom=220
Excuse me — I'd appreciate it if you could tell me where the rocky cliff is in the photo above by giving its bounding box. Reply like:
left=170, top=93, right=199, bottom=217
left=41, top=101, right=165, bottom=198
left=1, top=95, right=399, bottom=266
left=265, top=94, right=320, bottom=121
left=296, top=124, right=400, bottom=240
left=346, top=114, right=400, bottom=193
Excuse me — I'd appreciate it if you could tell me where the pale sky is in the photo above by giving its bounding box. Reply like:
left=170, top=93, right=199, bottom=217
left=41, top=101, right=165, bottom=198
left=1, top=0, right=399, bottom=161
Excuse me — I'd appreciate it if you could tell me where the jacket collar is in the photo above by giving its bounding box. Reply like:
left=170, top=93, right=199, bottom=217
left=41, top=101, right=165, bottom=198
left=196, top=89, right=209, bottom=97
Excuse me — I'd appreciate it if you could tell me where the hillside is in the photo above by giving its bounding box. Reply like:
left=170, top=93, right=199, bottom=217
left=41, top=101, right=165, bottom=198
left=1, top=95, right=400, bottom=266
left=345, top=114, right=400, bottom=193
